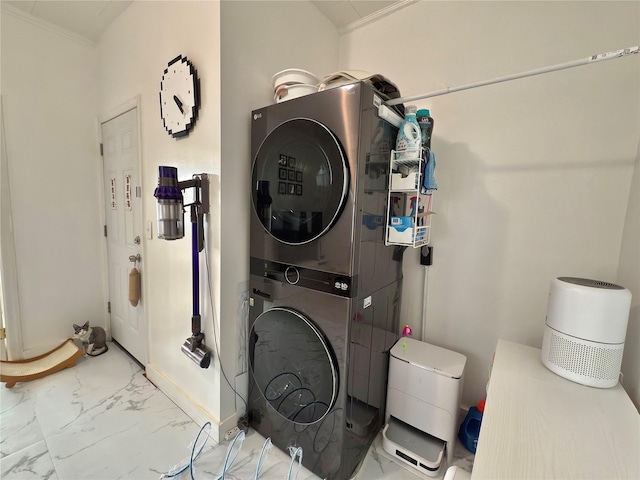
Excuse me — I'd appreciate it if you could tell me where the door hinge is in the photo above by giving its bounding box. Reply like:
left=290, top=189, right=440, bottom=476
left=0, top=328, right=6, bottom=340
left=104, top=225, right=108, bottom=237
left=100, top=143, right=104, bottom=156
left=107, top=302, right=111, bottom=314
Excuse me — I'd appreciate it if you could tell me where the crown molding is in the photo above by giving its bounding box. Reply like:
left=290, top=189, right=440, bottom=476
left=1, top=3, right=95, bottom=47
left=339, top=0, right=418, bottom=34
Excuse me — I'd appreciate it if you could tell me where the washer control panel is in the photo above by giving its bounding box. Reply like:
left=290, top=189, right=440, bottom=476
left=284, top=266, right=300, bottom=285
left=250, top=257, right=356, bottom=298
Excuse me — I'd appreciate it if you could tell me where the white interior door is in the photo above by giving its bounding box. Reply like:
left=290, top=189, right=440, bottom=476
left=101, top=108, right=146, bottom=365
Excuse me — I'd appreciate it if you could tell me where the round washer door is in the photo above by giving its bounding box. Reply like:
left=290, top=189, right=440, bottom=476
left=249, top=307, right=338, bottom=425
left=252, top=118, right=349, bottom=245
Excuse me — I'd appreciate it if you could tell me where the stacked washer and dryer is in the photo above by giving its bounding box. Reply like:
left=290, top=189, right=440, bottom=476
left=248, top=81, right=404, bottom=479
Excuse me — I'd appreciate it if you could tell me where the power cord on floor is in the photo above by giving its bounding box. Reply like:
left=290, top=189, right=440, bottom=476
left=160, top=424, right=246, bottom=480
left=287, top=446, right=303, bottom=480
left=254, top=437, right=272, bottom=480
left=161, top=425, right=298, bottom=480
left=214, top=428, right=245, bottom=480
left=160, top=422, right=212, bottom=479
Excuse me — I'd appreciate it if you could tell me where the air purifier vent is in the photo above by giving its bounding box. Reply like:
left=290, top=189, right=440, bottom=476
left=557, top=277, right=624, bottom=290
left=542, top=326, right=623, bottom=387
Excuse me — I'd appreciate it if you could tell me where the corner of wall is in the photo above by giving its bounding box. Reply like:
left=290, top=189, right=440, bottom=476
left=617, top=137, right=640, bottom=409
left=146, top=364, right=225, bottom=442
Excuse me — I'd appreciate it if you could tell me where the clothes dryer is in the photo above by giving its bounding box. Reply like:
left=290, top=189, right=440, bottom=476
left=250, top=81, right=403, bottom=298
left=248, top=273, right=401, bottom=480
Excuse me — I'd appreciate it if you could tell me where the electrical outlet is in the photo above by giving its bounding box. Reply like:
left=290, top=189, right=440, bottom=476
left=420, top=245, right=433, bottom=266
left=225, top=426, right=240, bottom=441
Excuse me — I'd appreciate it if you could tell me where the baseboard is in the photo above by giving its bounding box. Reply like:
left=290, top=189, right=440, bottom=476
left=146, top=363, right=224, bottom=442
left=111, top=340, right=145, bottom=371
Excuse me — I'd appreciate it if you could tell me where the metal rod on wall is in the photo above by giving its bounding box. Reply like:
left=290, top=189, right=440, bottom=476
left=385, top=45, right=639, bottom=106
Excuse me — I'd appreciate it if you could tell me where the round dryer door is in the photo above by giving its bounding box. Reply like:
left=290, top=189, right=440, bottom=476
left=249, top=307, right=338, bottom=425
left=251, top=118, right=349, bottom=245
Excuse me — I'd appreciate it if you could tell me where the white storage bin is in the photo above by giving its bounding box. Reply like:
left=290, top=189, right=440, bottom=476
left=390, top=172, right=420, bottom=191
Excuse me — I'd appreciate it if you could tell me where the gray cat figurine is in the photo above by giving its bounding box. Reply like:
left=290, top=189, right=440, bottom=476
left=73, top=322, right=108, bottom=356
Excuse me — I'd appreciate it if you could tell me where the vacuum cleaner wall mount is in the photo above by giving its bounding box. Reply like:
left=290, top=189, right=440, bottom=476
left=154, top=166, right=212, bottom=368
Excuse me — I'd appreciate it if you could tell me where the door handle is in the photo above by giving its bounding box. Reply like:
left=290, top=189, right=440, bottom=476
left=129, top=254, right=141, bottom=263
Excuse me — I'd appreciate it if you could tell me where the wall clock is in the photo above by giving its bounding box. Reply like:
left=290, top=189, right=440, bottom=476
left=159, top=55, right=200, bottom=138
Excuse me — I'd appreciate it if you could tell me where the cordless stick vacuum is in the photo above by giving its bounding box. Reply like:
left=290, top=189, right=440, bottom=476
left=154, top=166, right=212, bottom=368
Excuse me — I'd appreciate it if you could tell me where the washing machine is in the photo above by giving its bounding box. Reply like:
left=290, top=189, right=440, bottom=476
left=250, top=80, right=404, bottom=297
left=248, top=274, right=401, bottom=479
left=248, top=81, right=404, bottom=479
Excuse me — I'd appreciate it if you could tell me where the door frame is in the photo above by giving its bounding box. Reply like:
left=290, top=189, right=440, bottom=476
left=0, top=95, right=24, bottom=360
left=96, top=95, right=148, bottom=364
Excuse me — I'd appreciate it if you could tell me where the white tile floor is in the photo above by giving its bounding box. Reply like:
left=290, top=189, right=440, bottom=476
left=1, top=343, right=474, bottom=480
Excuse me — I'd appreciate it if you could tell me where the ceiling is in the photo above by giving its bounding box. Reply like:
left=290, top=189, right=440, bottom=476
left=311, top=0, right=400, bottom=29
left=3, top=0, right=410, bottom=42
left=3, top=0, right=134, bottom=42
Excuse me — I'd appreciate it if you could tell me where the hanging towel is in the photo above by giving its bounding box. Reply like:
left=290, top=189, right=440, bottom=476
left=129, top=267, right=141, bottom=307
left=423, top=148, right=438, bottom=191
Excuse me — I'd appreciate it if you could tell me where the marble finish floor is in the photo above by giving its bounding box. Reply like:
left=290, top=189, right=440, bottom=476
left=1, top=343, right=474, bottom=479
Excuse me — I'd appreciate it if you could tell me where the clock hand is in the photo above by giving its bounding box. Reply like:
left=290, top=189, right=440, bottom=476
left=173, top=95, right=184, bottom=114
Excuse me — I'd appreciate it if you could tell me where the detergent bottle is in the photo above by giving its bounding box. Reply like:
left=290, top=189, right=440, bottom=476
left=395, top=105, right=421, bottom=159
left=416, top=108, right=434, bottom=149
left=458, top=399, right=486, bottom=453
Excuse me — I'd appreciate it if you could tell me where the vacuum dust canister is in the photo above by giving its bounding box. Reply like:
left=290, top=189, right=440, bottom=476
left=154, top=166, right=184, bottom=240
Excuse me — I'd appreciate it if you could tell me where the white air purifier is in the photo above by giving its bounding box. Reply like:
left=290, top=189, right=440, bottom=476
left=541, top=277, right=632, bottom=388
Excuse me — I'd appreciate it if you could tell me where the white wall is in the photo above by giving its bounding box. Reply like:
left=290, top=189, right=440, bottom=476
left=340, top=1, right=640, bottom=407
left=95, top=0, right=339, bottom=437
left=219, top=0, right=339, bottom=423
left=1, top=8, right=105, bottom=358
left=618, top=142, right=640, bottom=408
left=96, top=0, right=224, bottom=433
left=1, top=0, right=337, bottom=437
